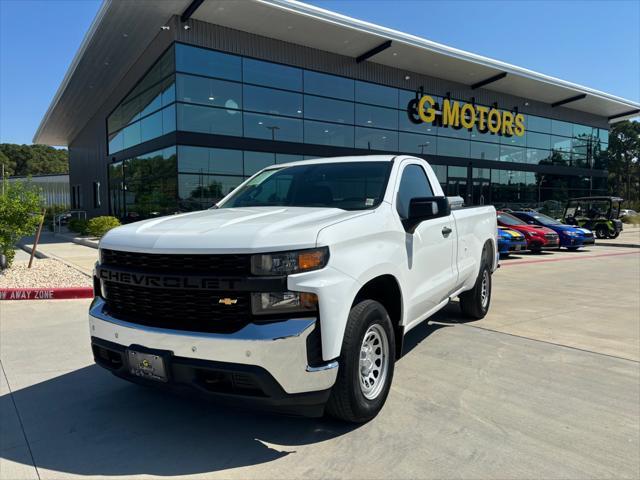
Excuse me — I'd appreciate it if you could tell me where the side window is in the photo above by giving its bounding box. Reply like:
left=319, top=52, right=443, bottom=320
left=396, top=164, right=434, bottom=219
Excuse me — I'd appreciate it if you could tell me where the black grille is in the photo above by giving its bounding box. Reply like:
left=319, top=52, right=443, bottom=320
left=545, top=233, right=559, bottom=240
left=103, top=281, right=251, bottom=334
left=101, top=249, right=251, bottom=275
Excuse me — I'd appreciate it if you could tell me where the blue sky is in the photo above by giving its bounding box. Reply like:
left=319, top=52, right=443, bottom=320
left=0, top=0, right=638, bottom=146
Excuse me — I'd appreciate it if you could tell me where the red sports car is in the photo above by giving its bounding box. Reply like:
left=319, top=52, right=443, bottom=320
left=497, top=211, right=559, bottom=252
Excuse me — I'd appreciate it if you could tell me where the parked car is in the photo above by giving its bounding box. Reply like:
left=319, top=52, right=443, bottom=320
left=619, top=209, right=638, bottom=218
left=90, top=155, right=498, bottom=423
left=510, top=211, right=594, bottom=250
left=562, top=196, right=623, bottom=239
left=497, top=211, right=559, bottom=252
left=497, top=227, right=528, bottom=256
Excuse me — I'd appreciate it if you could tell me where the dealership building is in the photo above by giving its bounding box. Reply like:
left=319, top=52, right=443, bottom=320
left=34, top=0, right=640, bottom=219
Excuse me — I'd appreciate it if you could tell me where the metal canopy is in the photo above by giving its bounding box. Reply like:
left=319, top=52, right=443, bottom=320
left=34, top=0, right=640, bottom=145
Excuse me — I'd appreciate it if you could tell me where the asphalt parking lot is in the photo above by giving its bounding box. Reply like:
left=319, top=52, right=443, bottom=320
left=1, top=233, right=639, bottom=479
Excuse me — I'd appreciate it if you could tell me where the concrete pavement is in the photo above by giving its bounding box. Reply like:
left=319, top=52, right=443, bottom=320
left=1, top=243, right=639, bottom=479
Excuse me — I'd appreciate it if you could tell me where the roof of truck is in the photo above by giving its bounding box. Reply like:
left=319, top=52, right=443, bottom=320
left=266, top=155, right=403, bottom=169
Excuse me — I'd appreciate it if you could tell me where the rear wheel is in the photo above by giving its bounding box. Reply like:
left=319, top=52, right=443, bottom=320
left=609, top=230, right=620, bottom=239
left=459, top=256, right=492, bottom=320
left=595, top=225, right=609, bottom=239
left=326, top=300, right=395, bottom=423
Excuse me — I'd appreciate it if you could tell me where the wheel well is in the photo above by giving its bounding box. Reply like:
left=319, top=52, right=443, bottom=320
left=483, top=239, right=494, bottom=265
left=353, top=275, right=404, bottom=359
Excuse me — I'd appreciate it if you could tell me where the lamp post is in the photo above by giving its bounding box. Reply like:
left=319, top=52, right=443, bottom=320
left=266, top=126, right=280, bottom=141
left=419, top=142, right=430, bottom=155
left=538, top=174, right=546, bottom=205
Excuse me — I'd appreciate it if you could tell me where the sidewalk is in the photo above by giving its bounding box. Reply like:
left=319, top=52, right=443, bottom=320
left=20, top=232, right=98, bottom=276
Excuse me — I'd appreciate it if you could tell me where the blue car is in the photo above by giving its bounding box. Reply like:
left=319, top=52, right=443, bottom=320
left=497, top=227, right=528, bottom=256
left=511, top=211, right=595, bottom=250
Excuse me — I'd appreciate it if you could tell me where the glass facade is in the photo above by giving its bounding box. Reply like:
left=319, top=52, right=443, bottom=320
left=105, top=42, right=610, bottom=218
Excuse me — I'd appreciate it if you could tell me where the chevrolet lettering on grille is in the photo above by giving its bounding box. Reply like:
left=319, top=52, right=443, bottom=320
left=97, top=266, right=240, bottom=290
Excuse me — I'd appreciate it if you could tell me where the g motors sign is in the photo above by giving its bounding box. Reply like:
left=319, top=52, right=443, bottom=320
left=407, top=91, right=525, bottom=137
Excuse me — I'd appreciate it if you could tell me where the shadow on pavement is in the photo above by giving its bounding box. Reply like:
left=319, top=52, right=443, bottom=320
left=1, top=365, right=357, bottom=476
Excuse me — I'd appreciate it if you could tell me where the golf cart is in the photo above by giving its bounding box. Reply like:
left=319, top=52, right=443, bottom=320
left=562, top=196, right=624, bottom=239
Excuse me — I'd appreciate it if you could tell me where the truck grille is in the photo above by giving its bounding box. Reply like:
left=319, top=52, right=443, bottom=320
left=101, top=249, right=251, bottom=275
left=100, top=249, right=253, bottom=333
left=103, top=282, right=251, bottom=334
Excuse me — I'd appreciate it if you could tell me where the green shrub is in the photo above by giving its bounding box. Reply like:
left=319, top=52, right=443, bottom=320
left=87, top=216, right=121, bottom=238
left=0, top=180, right=43, bottom=267
left=621, top=215, right=640, bottom=225
left=68, top=218, right=89, bottom=235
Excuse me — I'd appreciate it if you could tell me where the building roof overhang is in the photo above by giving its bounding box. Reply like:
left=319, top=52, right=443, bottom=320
left=34, top=0, right=640, bottom=145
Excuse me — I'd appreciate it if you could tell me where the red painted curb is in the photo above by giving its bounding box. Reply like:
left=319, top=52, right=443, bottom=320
left=0, top=287, right=94, bottom=301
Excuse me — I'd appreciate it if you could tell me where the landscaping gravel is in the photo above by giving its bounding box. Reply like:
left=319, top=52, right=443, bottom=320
left=0, top=258, right=91, bottom=288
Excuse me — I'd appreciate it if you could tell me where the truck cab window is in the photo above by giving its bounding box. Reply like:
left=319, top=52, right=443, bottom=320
left=396, top=164, right=434, bottom=219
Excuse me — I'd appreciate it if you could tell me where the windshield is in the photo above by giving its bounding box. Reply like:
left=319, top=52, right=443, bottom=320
left=530, top=213, right=562, bottom=225
left=498, top=212, right=526, bottom=226
left=219, top=161, right=392, bottom=210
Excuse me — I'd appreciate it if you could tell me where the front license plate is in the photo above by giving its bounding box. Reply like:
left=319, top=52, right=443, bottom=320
left=126, top=349, right=168, bottom=382
left=514, top=245, right=522, bottom=251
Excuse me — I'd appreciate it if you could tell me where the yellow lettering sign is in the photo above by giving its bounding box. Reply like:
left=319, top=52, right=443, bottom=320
left=417, top=95, right=436, bottom=123
left=442, top=99, right=460, bottom=127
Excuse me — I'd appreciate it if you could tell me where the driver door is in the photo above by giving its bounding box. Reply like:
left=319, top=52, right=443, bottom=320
left=396, top=162, right=457, bottom=326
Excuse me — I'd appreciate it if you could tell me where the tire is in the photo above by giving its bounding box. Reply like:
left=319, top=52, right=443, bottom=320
left=609, top=230, right=620, bottom=239
left=567, top=247, right=580, bottom=251
left=326, top=300, right=395, bottom=423
left=459, top=257, right=492, bottom=320
left=595, top=225, right=608, bottom=239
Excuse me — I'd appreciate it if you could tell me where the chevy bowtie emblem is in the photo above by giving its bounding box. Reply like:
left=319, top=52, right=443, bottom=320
left=218, top=298, right=238, bottom=306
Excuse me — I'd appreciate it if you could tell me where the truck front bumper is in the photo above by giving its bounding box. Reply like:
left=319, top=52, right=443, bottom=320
left=89, top=298, right=338, bottom=416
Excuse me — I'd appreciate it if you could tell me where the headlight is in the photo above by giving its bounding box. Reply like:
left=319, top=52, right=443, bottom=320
left=563, top=231, right=579, bottom=237
left=525, top=231, right=539, bottom=237
left=251, top=247, right=329, bottom=276
left=251, top=291, right=318, bottom=315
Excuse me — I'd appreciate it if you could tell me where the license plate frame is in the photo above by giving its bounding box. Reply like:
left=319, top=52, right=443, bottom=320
left=126, top=347, right=169, bottom=382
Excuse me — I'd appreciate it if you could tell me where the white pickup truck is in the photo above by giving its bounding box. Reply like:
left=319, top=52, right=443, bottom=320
left=90, top=155, right=497, bottom=422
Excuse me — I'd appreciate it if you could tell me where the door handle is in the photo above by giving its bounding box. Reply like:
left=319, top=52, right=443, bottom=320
left=442, top=226, right=452, bottom=237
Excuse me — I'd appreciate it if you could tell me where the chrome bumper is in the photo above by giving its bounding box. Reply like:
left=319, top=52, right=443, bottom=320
left=88, top=298, right=338, bottom=394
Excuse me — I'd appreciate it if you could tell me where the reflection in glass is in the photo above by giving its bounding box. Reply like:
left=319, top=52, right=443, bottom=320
left=244, top=151, right=276, bottom=175
left=355, top=104, right=398, bottom=130
left=304, top=95, right=354, bottom=124
left=399, top=132, right=436, bottom=155
left=304, top=120, right=354, bottom=147
left=243, top=58, right=302, bottom=91
left=244, top=113, right=303, bottom=142
left=470, top=142, right=499, bottom=161
left=355, top=80, right=397, bottom=108
left=176, top=74, right=242, bottom=110
left=437, top=137, right=470, bottom=158
left=244, top=85, right=302, bottom=117
left=304, top=71, right=354, bottom=100
left=177, top=104, right=242, bottom=136
left=355, top=127, right=398, bottom=151
left=175, top=44, right=241, bottom=81
left=179, top=174, right=244, bottom=211
left=178, top=146, right=243, bottom=175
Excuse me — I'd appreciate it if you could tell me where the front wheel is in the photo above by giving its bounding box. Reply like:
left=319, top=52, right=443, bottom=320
left=326, top=300, right=395, bottom=423
left=609, top=230, right=620, bottom=239
left=459, top=262, right=492, bottom=319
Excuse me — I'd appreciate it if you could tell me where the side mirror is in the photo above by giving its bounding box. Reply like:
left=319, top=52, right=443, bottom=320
left=405, top=196, right=451, bottom=233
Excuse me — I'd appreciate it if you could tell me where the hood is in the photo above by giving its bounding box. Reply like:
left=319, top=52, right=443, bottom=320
left=547, top=224, right=581, bottom=234
left=498, top=227, right=525, bottom=239
left=100, top=207, right=371, bottom=253
left=501, top=223, right=556, bottom=235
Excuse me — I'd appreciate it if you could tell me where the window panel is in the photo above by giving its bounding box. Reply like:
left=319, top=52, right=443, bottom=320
left=551, top=135, right=572, bottom=152
left=355, top=104, right=398, bottom=130
left=243, top=58, right=302, bottom=91
left=500, top=132, right=526, bottom=147
left=304, top=71, right=354, bottom=100
left=526, top=148, right=551, bottom=165
left=526, top=115, right=551, bottom=134
left=123, top=122, right=141, bottom=150
left=178, top=174, right=244, bottom=210
left=108, top=130, right=124, bottom=155
left=176, top=74, right=242, bottom=110
left=438, top=125, right=470, bottom=139
left=437, top=137, right=470, bottom=158
left=355, top=80, right=397, bottom=108
left=243, top=113, right=302, bottom=142
left=470, top=141, right=499, bottom=161
left=499, top=145, right=525, bottom=163
left=399, top=132, right=436, bottom=155
left=276, top=154, right=304, bottom=164
left=573, top=124, right=593, bottom=139
left=162, top=104, right=176, bottom=133
left=140, top=110, right=163, bottom=143
left=598, top=128, right=609, bottom=144
left=244, top=85, right=302, bottom=117
left=177, top=104, right=242, bottom=136
left=527, top=131, right=551, bottom=149
left=551, top=119, right=573, bottom=137
left=398, top=109, right=438, bottom=134
left=304, top=120, right=354, bottom=147
left=355, top=127, right=398, bottom=151
left=244, top=151, right=276, bottom=175
left=175, top=44, right=241, bottom=80
left=304, top=95, right=353, bottom=124
left=178, top=146, right=243, bottom=175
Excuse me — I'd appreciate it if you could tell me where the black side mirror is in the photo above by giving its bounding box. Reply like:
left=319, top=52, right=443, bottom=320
left=404, top=196, right=451, bottom=233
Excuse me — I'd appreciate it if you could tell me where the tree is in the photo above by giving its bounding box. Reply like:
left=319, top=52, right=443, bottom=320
left=606, top=120, right=640, bottom=206
left=0, top=144, right=69, bottom=176
left=0, top=179, right=44, bottom=267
